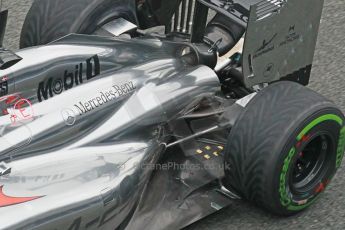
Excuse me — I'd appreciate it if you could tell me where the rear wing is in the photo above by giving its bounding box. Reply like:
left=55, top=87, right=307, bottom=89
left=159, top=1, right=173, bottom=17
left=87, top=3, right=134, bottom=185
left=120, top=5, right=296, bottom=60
left=198, top=0, right=324, bottom=88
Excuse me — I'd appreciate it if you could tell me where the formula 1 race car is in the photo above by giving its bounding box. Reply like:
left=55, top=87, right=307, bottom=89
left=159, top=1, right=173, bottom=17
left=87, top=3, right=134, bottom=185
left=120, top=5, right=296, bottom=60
left=0, top=0, right=344, bottom=229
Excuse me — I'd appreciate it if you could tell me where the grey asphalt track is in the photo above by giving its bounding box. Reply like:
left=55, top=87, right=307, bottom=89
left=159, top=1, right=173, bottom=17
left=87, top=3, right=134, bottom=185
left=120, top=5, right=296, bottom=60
left=2, top=0, right=345, bottom=229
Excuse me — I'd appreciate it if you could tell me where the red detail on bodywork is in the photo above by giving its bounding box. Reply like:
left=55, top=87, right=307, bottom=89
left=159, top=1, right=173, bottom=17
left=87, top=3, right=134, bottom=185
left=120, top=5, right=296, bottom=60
left=5, top=95, right=20, bottom=105
left=0, top=186, right=42, bottom=207
left=315, top=182, right=325, bottom=194
left=14, top=99, right=34, bottom=120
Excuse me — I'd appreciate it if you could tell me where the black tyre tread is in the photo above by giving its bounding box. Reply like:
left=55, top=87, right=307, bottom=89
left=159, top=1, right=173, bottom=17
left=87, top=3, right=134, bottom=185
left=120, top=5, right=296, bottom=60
left=20, top=0, right=95, bottom=48
left=20, top=0, right=135, bottom=48
left=224, top=81, right=343, bottom=214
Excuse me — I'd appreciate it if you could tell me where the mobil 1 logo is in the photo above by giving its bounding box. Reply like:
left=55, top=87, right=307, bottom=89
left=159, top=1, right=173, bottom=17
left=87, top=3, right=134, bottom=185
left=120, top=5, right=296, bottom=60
left=37, top=55, right=101, bottom=102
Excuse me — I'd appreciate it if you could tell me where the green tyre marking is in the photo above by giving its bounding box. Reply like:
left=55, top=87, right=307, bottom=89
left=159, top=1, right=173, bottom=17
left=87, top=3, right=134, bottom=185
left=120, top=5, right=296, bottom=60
left=287, top=198, right=318, bottom=211
left=297, top=114, right=343, bottom=141
left=279, top=114, right=344, bottom=210
left=336, top=126, right=345, bottom=168
left=279, top=147, right=295, bottom=207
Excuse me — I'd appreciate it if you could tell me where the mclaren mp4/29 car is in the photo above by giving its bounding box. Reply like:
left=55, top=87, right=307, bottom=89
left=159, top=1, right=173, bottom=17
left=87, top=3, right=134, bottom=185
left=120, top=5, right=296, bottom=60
left=0, top=0, right=344, bottom=229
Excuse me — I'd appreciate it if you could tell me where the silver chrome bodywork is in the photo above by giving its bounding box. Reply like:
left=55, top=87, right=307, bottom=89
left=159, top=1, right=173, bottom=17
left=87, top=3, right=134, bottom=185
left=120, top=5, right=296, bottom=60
left=0, top=35, right=228, bottom=229
left=0, top=0, right=327, bottom=228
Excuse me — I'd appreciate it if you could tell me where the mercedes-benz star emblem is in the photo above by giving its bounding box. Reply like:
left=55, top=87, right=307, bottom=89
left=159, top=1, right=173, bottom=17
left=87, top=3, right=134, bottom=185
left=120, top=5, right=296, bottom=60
left=61, top=108, right=76, bottom=126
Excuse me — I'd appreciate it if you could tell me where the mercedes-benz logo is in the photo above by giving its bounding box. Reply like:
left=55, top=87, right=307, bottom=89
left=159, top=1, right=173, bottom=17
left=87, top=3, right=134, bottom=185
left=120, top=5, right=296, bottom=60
left=61, top=108, right=76, bottom=126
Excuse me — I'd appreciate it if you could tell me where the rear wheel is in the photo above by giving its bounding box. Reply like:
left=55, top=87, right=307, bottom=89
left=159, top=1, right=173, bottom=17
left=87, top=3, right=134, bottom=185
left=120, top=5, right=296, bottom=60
left=20, top=0, right=137, bottom=48
left=224, top=81, right=345, bottom=215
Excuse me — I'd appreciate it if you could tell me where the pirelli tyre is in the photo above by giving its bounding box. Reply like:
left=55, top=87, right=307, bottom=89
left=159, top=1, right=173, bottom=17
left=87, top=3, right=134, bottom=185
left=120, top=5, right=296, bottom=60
left=20, top=0, right=137, bottom=48
left=224, top=81, right=345, bottom=216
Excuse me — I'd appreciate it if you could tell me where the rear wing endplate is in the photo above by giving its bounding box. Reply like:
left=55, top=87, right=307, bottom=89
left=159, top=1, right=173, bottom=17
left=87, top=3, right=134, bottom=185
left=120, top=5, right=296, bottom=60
left=241, top=0, right=324, bottom=87
left=198, top=0, right=324, bottom=88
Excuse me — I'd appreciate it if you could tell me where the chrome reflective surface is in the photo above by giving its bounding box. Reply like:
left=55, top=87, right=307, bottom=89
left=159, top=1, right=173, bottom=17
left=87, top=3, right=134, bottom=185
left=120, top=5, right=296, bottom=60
left=0, top=34, right=230, bottom=229
left=0, top=0, right=328, bottom=228
left=101, top=18, right=138, bottom=36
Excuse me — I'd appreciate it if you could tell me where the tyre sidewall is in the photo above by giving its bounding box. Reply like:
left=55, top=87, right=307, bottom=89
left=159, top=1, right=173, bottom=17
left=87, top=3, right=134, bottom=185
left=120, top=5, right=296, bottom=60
left=269, top=107, right=345, bottom=215
left=223, top=82, right=345, bottom=216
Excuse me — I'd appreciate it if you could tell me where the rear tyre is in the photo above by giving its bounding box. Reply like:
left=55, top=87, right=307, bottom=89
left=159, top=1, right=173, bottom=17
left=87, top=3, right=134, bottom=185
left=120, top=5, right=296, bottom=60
left=20, top=0, right=137, bottom=48
left=224, top=81, right=345, bottom=215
